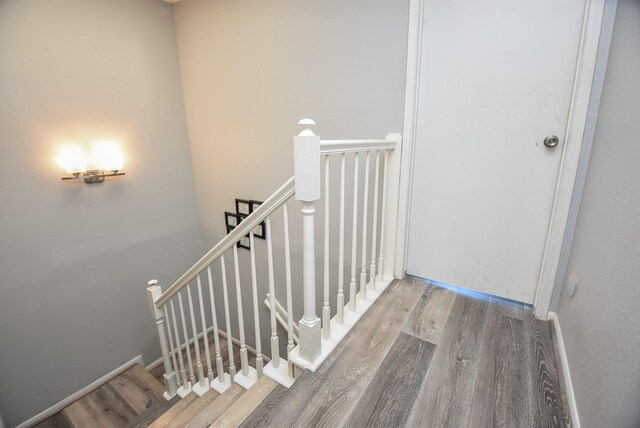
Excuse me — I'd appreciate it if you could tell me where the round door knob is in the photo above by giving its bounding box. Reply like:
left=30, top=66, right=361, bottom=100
left=544, top=135, right=559, bottom=148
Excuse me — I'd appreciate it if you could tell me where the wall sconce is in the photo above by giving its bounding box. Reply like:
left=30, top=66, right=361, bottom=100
left=57, top=142, right=125, bottom=184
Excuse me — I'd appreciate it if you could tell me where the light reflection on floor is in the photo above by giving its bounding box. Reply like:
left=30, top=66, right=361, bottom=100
left=407, top=274, right=533, bottom=309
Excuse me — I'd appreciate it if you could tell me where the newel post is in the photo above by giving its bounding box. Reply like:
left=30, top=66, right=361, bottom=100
left=147, top=280, right=178, bottom=399
left=294, top=119, right=322, bottom=363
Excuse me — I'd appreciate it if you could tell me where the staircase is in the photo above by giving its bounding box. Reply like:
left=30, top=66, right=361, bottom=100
left=30, top=119, right=402, bottom=427
left=141, top=119, right=402, bottom=425
left=34, top=361, right=281, bottom=428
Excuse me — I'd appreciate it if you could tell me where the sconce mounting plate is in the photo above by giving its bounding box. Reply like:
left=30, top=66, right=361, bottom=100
left=84, top=170, right=106, bottom=184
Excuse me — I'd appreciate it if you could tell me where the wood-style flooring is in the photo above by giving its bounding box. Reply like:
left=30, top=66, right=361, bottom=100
left=33, top=364, right=176, bottom=428
left=33, top=278, right=570, bottom=427
left=34, top=336, right=252, bottom=428
left=240, top=278, right=571, bottom=427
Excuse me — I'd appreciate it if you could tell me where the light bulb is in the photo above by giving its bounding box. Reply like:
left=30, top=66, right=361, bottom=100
left=56, top=145, right=87, bottom=174
left=91, top=142, right=124, bottom=171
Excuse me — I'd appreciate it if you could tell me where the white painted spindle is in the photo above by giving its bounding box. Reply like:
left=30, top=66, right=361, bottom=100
left=350, top=152, right=359, bottom=311
left=249, top=233, right=263, bottom=377
left=232, top=244, right=249, bottom=376
left=146, top=281, right=177, bottom=399
left=177, top=291, right=196, bottom=387
left=207, top=265, right=230, bottom=392
left=196, top=275, right=213, bottom=384
left=370, top=150, right=381, bottom=288
left=283, top=204, right=295, bottom=377
left=294, top=119, right=322, bottom=363
left=378, top=150, right=389, bottom=281
left=266, top=217, right=279, bottom=368
left=360, top=151, right=370, bottom=300
left=322, top=155, right=331, bottom=340
left=164, top=303, right=180, bottom=388
left=186, top=283, right=207, bottom=395
left=220, top=255, right=236, bottom=381
left=169, top=300, right=189, bottom=394
left=337, top=153, right=346, bottom=324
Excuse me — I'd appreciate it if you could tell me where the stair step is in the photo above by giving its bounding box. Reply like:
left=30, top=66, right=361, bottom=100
left=156, top=389, right=220, bottom=428
left=211, top=375, right=278, bottom=427
left=145, top=392, right=198, bottom=427
left=183, top=384, right=245, bottom=428
left=34, top=364, right=171, bottom=428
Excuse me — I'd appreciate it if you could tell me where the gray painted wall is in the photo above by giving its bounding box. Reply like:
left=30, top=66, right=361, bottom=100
left=556, top=1, right=640, bottom=426
left=0, top=1, right=203, bottom=426
left=173, top=0, right=409, bottom=356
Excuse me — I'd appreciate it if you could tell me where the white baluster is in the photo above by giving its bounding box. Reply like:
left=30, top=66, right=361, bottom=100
left=169, top=300, right=188, bottom=392
left=186, top=283, right=207, bottom=396
left=370, top=150, right=381, bottom=288
left=350, top=152, right=359, bottom=311
left=249, top=233, right=263, bottom=377
left=177, top=290, right=196, bottom=388
left=233, top=244, right=258, bottom=389
left=233, top=245, right=248, bottom=376
left=337, top=152, right=346, bottom=324
left=294, top=119, right=322, bottom=363
left=265, top=217, right=279, bottom=368
left=164, top=303, right=180, bottom=388
left=378, top=150, right=389, bottom=281
left=207, top=265, right=231, bottom=393
left=360, top=151, right=370, bottom=300
left=146, top=280, right=177, bottom=399
left=283, top=204, right=295, bottom=377
left=220, top=255, right=236, bottom=382
left=322, top=155, right=331, bottom=340
left=196, top=275, right=213, bottom=385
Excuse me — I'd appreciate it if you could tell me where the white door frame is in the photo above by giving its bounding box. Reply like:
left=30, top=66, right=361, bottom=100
left=395, top=0, right=607, bottom=319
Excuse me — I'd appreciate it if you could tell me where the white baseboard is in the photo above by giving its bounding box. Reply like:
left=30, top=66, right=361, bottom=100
left=548, top=312, right=581, bottom=428
left=16, top=355, right=145, bottom=428
left=146, top=355, right=164, bottom=372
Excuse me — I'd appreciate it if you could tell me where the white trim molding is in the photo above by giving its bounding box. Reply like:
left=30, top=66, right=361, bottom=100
left=533, top=0, right=606, bottom=319
left=16, top=355, right=145, bottom=428
left=549, top=312, right=581, bottom=428
left=395, top=0, right=424, bottom=279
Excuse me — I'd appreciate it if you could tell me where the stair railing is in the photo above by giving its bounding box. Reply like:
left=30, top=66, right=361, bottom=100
left=146, top=177, right=296, bottom=397
left=287, top=120, right=402, bottom=371
left=147, top=119, right=401, bottom=399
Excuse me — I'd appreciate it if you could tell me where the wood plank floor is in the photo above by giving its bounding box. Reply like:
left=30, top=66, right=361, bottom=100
left=33, top=278, right=570, bottom=428
left=35, top=336, right=250, bottom=428
left=241, top=278, right=571, bottom=428
left=33, top=365, right=178, bottom=428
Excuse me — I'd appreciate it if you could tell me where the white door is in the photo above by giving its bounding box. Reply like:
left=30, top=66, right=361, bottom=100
left=407, top=0, right=586, bottom=303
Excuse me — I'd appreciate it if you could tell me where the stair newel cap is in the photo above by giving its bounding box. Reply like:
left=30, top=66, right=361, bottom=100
left=298, top=118, right=316, bottom=136
left=148, top=279, right=158, bottom=288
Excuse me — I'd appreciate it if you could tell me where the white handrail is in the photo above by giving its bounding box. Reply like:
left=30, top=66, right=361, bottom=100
left=264, top=293, right=300, bottom=344
left=320, top=139, right=396, bottom=155
left=155, top=176, right=295, bottom=307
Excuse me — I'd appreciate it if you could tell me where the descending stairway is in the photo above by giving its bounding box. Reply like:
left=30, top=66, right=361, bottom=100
left=34, top=364, right=286, bottom=428
left=149, top=375, right=282, bottom=428
left=34, top=338, right=285, bottom=428
left=34, top=365, right=175, bottom=428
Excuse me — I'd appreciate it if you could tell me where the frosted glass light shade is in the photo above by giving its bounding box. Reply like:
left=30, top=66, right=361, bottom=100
left=92, top=142, right=124, bottom=171
left=56, top=146, right=87, bottom=174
